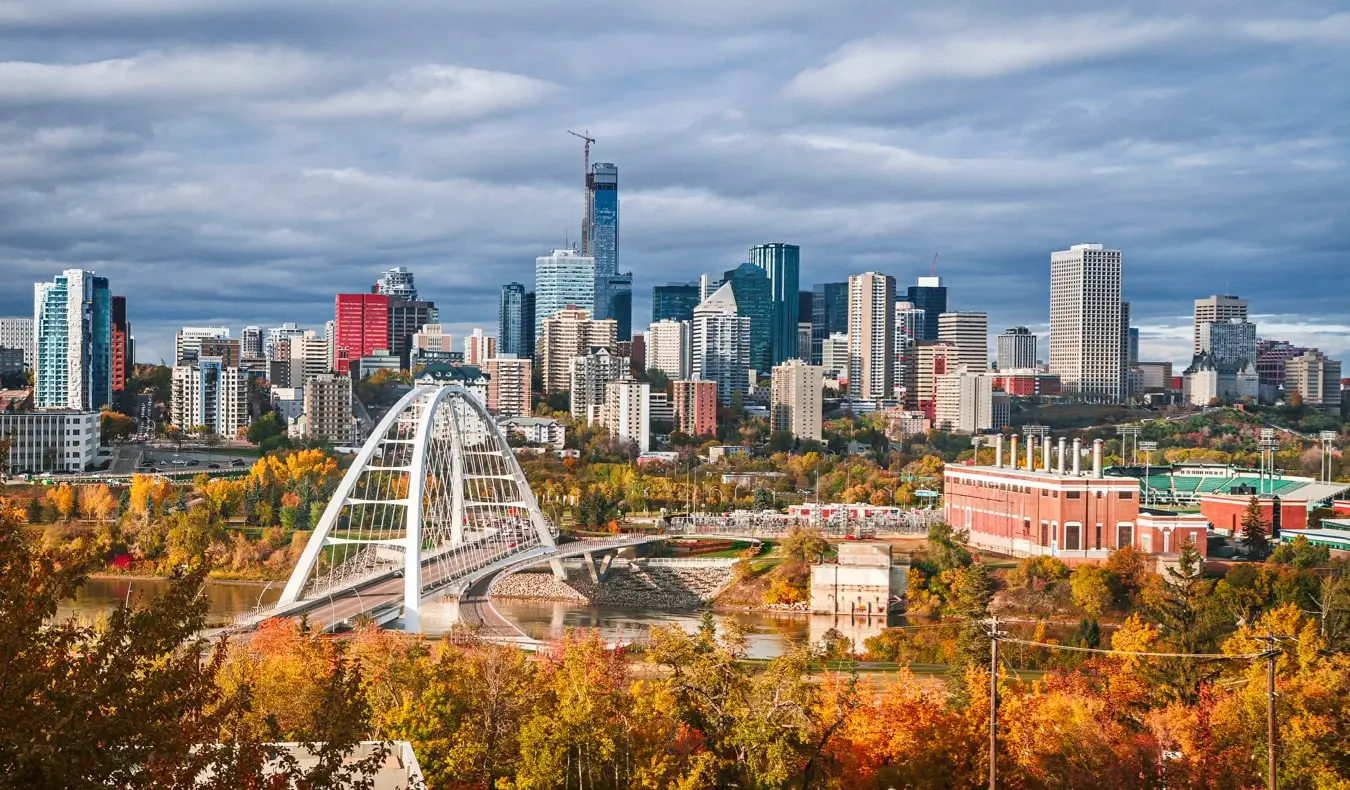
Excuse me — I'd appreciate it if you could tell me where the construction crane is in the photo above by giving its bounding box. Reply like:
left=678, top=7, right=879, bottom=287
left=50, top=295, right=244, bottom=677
left=929, top=252, right=939, bottom=277
left=567, top=130, right=595, bottom=255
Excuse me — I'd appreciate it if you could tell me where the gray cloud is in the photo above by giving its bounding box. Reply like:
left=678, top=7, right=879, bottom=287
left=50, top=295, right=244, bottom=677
left=0, top=0, right=1346, bottom=369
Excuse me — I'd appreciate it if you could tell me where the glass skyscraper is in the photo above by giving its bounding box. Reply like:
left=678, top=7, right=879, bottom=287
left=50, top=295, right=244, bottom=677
left=499, top=283, right=529, bottom=357
left=535, top=249, right=596, bottom=338
left=723, top=262, right=772, bottom=375
left=811, top=282, right=848, bottom=365
left=587, top=162, right=632, bottom=339
left=748, top=243, right=800, bottom=364
left=906, top=276, right=947, bottom=342
left=34, top=268, right=111, bottom=410
left=652, top=282, right=701, bottom=324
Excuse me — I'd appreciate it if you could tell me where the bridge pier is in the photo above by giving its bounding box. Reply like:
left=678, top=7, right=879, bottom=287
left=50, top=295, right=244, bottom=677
left=580, top=550, right=619, bottom=583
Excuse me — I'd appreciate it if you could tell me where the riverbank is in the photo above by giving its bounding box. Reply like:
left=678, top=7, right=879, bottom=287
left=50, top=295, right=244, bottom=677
left=493, top=565, right=734, bottom=610
left=87, top=571, right=287, bottom=586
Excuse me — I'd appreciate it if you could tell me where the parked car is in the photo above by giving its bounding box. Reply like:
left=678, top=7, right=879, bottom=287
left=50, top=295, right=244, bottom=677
left=207, top=463, right=220, bottom=469
left=231, top=458, right=246, bottom=467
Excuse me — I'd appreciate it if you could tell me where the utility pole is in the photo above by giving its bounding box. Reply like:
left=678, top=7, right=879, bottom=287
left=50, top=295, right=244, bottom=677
left=984, top=616, right=1006, bottom=789
left=1253, top=634, right=1289, bottom=790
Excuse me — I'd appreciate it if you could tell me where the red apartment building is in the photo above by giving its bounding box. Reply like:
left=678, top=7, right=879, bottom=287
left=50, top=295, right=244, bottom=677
left=333, top=294, right=390, bottom=374
left=944, top=436, right=1209, bottom=562
left=673, top=379, right=717, bottom=437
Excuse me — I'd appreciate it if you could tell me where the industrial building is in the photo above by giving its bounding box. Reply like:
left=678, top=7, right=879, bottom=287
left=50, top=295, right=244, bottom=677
left=809, top=542, right=907, bottom=616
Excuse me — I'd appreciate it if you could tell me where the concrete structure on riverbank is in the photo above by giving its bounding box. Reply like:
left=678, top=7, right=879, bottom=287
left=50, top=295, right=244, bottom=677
left=808, top=542, right=906, bottom=615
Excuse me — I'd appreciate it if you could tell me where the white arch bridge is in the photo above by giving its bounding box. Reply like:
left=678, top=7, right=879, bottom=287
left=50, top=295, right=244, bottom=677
left=232, top=386, right=659, bottom=638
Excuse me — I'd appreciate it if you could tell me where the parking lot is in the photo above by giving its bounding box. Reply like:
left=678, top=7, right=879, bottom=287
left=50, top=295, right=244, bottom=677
left=134, top=447, right=253, bottom=474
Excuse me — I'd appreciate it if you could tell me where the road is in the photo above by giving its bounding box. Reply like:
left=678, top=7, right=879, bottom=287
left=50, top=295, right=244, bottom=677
left=109, top=444, right=144, bottom=474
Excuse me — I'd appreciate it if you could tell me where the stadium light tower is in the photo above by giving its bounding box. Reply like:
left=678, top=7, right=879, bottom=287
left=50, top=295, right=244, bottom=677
left=1140, top=441, right=1159, bottom=506
left=1259, top=429, right=1278, bottom=494
left=1117, top=425, right=1141, bottom=466
left=1319, top=431, right=1338, bottom=483
left=1024, top=425, right=1048, bottom=470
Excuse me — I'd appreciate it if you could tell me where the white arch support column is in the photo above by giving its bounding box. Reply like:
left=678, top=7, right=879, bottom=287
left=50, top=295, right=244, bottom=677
left=402, top=389, right=443, bottom=633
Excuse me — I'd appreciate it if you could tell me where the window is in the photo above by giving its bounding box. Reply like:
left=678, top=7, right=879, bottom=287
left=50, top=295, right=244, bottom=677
left=1119, top=491, right=1133, bottom=500
left=1065, top=491, right=1081, bottom=499
left=1065, top=523, right=1081, bottom=551
left=1117, top=524, right=1133, bottom=548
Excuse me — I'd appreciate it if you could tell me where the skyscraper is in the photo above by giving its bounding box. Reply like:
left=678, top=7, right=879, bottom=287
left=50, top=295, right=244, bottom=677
left=522, top=292, right=536, bottom=360
left=464, top=328, right=495, bottom=366
left=770, top=359, right=823, bottom=441
left=240, top=326, right=263, bottom=360
left=652, top=283, right=701, bottom=324
left=692, top=283, right=751, bottom=406
left=749, top=243, right=800, bottom=364
left=588, top=163, right=632, bottom=340
left=906, top=276, right=947, bottom=341
left=645, top=319, right=691, bottom=380
left=996, top=327, right=1037, bottom=370
left=110, top=296, right=131, bottom=393
left=1049, top=243, right=1124, bottom=402
left=811, top=282, right=848, bottom=365
left=534, top=249, right=595, bottom=336
left=499, top=283, right=529, bottom=357
left=388, top=299, right=437, bottom=367
left=722, top=262, right=772, bottom=375
left=894, top=300, right=925, bottom=395
left=538, top=306, right=616, bottom=393
left=1193, top=295, right=1248, bottom=357
left=847, top=272, right=895, bottom=401
left=333, top=293, right=391, bottom=375
left=34, top=269, right=112, bottom=411
left=375, top=267, right=418, bottom=301
left=1199, top=320, right=1257, bottom=368
left=938, top=312, right=989, bottom=371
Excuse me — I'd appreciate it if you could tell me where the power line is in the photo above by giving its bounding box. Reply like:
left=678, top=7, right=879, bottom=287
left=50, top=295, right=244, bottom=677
left=997, top=636, right=1265, bottom=660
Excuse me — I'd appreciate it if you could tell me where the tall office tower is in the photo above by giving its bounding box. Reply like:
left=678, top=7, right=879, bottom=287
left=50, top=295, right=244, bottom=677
left=535, top=249, right=595, bottom=336
left=587, top=163, right=631, bottom=338
left=1199, top=320, right=1257, bottom=368
left=1284, top=351, right=1342, bottom=413
left=375, top=266, right=418, bottom=301
left=464, top=328, right=495, bottom=366
left=1128, top=328, right=1140, bottom=366
left=323, top=321, right=336, bottom=373
left=1193, top=295, right=1248, bottom=356
left=109, top=296, right=130, bottom=393
left=388, top=299, right=437, bottom=367
left=499, top=283, right=529, bottom=357
left=796, top=323, right=813, bottom=363
left=906, top=276, right=947, bottom=341
left=645, top=319, right=691, bottom=380
left=1255, top=339, right=1308, bottom=391
left=933, top=367, right=995, bottom=434
left=0, top=316, right=35, bottom=369
left=265, top=323, right=306, bottom=361
left=569, top=347, right=629, bottom=422
left=810, top=282, right=848, bottom=365
left=771, top=359, right=824, bottom=441
left=894, top=300, right=925, bottom=392
left=333, top=293, right=391, bottom=375
left=485, top=356, right=532, bottom=418
left=538, top=306, right=617, bottom=393
left=691, top=283, right=751, bottom=406
left=938, top=312, right=988, bottom=371
left=34, top=269, right=111, bottom=411
left=603, top=378, right=650, bottom=452
left=1120, top=301, right=1132, bottom=398
left=847, top=272, right=895, bottom=400
left=1049, top=243, right=1124, bottom=403
left=748, top=243, right=801, bottom=364
left=301, top=374, right=354, bottom=444
left=698, top=273, right=725, bottom=302
left=170, top=356, right=248, bottom=437
left=722, top=262, right=772, bottom=375
left=240, top=326, right=263, bottom=360
left=913, top=342, right=954, bottom=416
left=606, top=273, right=633, bottom=340
left=820, top=332, right=850, bottom=379
left=174, top=327, right=230, bottom=364
left=996, top=326, right=1037, bottom=370
left=672, top=379, right=718, bottom=437
left=652, top=282, right=701, bottom=323
left=521, top=292, right=536, bottom=360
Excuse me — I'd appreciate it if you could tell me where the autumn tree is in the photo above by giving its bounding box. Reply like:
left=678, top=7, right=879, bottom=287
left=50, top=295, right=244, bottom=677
left=1069, top=564, right=1114, bottom=618
left=1240, top=496, right=1270, bottom=559
left=1139, top=539, right=1225, bottom=703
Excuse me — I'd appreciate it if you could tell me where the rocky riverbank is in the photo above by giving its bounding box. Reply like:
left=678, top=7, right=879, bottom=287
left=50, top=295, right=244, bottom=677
left=493, top=564, right=734, bottom=610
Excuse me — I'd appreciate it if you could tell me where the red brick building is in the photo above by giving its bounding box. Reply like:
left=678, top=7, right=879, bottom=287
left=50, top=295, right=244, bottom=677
left=333, top=293, right=390, bottom=375
left=672, top=379, right=717, bottom=437
left=1199, top=494, right=1308, bottom=536
left=944, top=437, right=1209, bottom=561
left=989, top=371, right=1061, bottom=397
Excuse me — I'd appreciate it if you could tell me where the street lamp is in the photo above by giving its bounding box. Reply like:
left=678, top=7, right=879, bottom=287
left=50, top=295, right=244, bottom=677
left=1024, top=425, right=1048, bottom=470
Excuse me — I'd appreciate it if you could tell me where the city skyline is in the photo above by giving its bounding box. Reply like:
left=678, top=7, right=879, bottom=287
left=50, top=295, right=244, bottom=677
left=0, top=2, right=1347, bottom=365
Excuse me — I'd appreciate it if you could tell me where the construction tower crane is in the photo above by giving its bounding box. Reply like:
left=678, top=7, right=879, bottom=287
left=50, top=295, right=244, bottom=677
left=567, top=130, right=595, bottom=255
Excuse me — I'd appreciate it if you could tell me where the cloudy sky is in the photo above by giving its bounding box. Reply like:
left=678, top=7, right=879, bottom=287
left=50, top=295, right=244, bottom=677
left=1, top=0, right=1347, bottom=366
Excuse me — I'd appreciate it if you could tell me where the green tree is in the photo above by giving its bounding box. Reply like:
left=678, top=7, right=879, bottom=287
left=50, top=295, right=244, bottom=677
left=246, top=412, right=283, bottom=445
left=1140, top=538, right=1224, bottom=703
left=1240, top=496, right=1271, bottom=559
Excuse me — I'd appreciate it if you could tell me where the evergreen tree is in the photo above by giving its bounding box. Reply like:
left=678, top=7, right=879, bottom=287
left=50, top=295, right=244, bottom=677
left=1240, top=495, right=1270, bottom=559
left=1142, top=538, right=1223, bottom=703
left=117, top=489, right=130, bottom=519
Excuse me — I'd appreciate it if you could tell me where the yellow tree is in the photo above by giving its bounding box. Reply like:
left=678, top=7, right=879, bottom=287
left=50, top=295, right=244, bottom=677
left=79, top=484, right=117, bottom=522
left=46, top=484, right=75, bottom=521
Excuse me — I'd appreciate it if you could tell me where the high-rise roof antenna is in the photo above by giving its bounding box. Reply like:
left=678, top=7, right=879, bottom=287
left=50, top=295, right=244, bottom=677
left=930, top=252, right=939, bottom=277
left=567, top=130, right=596, bottom=255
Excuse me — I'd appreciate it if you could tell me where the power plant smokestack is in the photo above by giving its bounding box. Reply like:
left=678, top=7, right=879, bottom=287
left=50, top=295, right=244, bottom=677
left=1026, top=436, right=1034, bottom=470
left=1057, top=437, right=1067, bottom=475
left=1010, top=435, right=1018, bottom=472
left=995, top=435, right=1004, bottom=468
left=1072, top=438, right=1082, bottom=476
left=1093, top=438, right=1104, bottom=479
left=1042, top=435, right=1052, bottom=472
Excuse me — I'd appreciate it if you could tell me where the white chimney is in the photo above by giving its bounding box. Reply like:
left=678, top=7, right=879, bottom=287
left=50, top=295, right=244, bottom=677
left=1026, top=436, right=1035, bottom=470
left=1093, top=438, right=1104, bottom=479
left=1057, top=437, right=1067, bottom=475
left=1010, top=435, right=1018, bottom=472
left=995, top=434, right=1004, bottom=468
left=1042, top=435, right=1052, bottom=472
left=1072, top=438, right=1082, bottom=476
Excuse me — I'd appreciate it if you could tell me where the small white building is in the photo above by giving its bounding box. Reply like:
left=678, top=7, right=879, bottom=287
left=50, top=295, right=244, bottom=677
left=809, top=542, right=906, bottom=616
left=499, top=416, right=566, bottom=450
left=0, top=410, right=100, bottom=474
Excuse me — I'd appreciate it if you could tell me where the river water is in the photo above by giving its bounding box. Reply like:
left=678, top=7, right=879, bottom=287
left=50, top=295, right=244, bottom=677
left=64, top=577, right=896, bottom=658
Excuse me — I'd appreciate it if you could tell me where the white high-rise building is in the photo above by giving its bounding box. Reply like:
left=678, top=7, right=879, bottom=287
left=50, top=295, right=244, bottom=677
left=894, top=301, right=924, bottom=389
left=820, top=332, right=850, bottom=380
left=289, top=330, right=331, bottom=383
left=265, top=323, right=306, bottom=361
left=847, top=272, right=895, bottom=400
left=938, top=312, right=989, bottom=371
left=645, top=319, right=691, bottom=380
left=1049, top=243, right=1124, bottom=402
left=0, top=316, right=35, bottom=368
left=464, top=328, right=495, bottom=366
left=569, top=347, right=628, bottom=422
left=171, top=358, right=248, bottom=437
left=240, top=326, right=264, bottom=359
left=691, top=283, right=750, bottom=406
left=539, top=306, right=617, bottom=393
left=1284, top=351, right=1342, bottom=413
left=301, top=374, right=354, bottom=443
left=770, top=359, right=823, bottom=441
left=1193, top=295, right=1248, bottom=357
left=996, top=327, right=1037, bottom=370
left=174, top=326, right=231, bottom=364
left=376, top=266, right=418, bottom=301
left=534, top=249, right=596, bottom=336
left=933, top=366, right=994, bottom=434
left=603, top=378, right=650, bottom=452
left=34, top=269, right=112, bottom=411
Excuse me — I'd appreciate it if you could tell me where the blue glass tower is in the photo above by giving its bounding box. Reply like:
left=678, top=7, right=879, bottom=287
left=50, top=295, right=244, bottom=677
left=34, top=268, right=111, bottom=410
left=906, top=276, right=947, bottom=342
left=587, top=162, right=632, bottom=339
left=811, top=282, right=848, bottom=365
left=722, top=262, right=772, bottom=375
left=652, top=282, right=700, bottom=324
left=499, top=282, right=528, bottom=357
left=748, top=243, right=800, bottom=364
